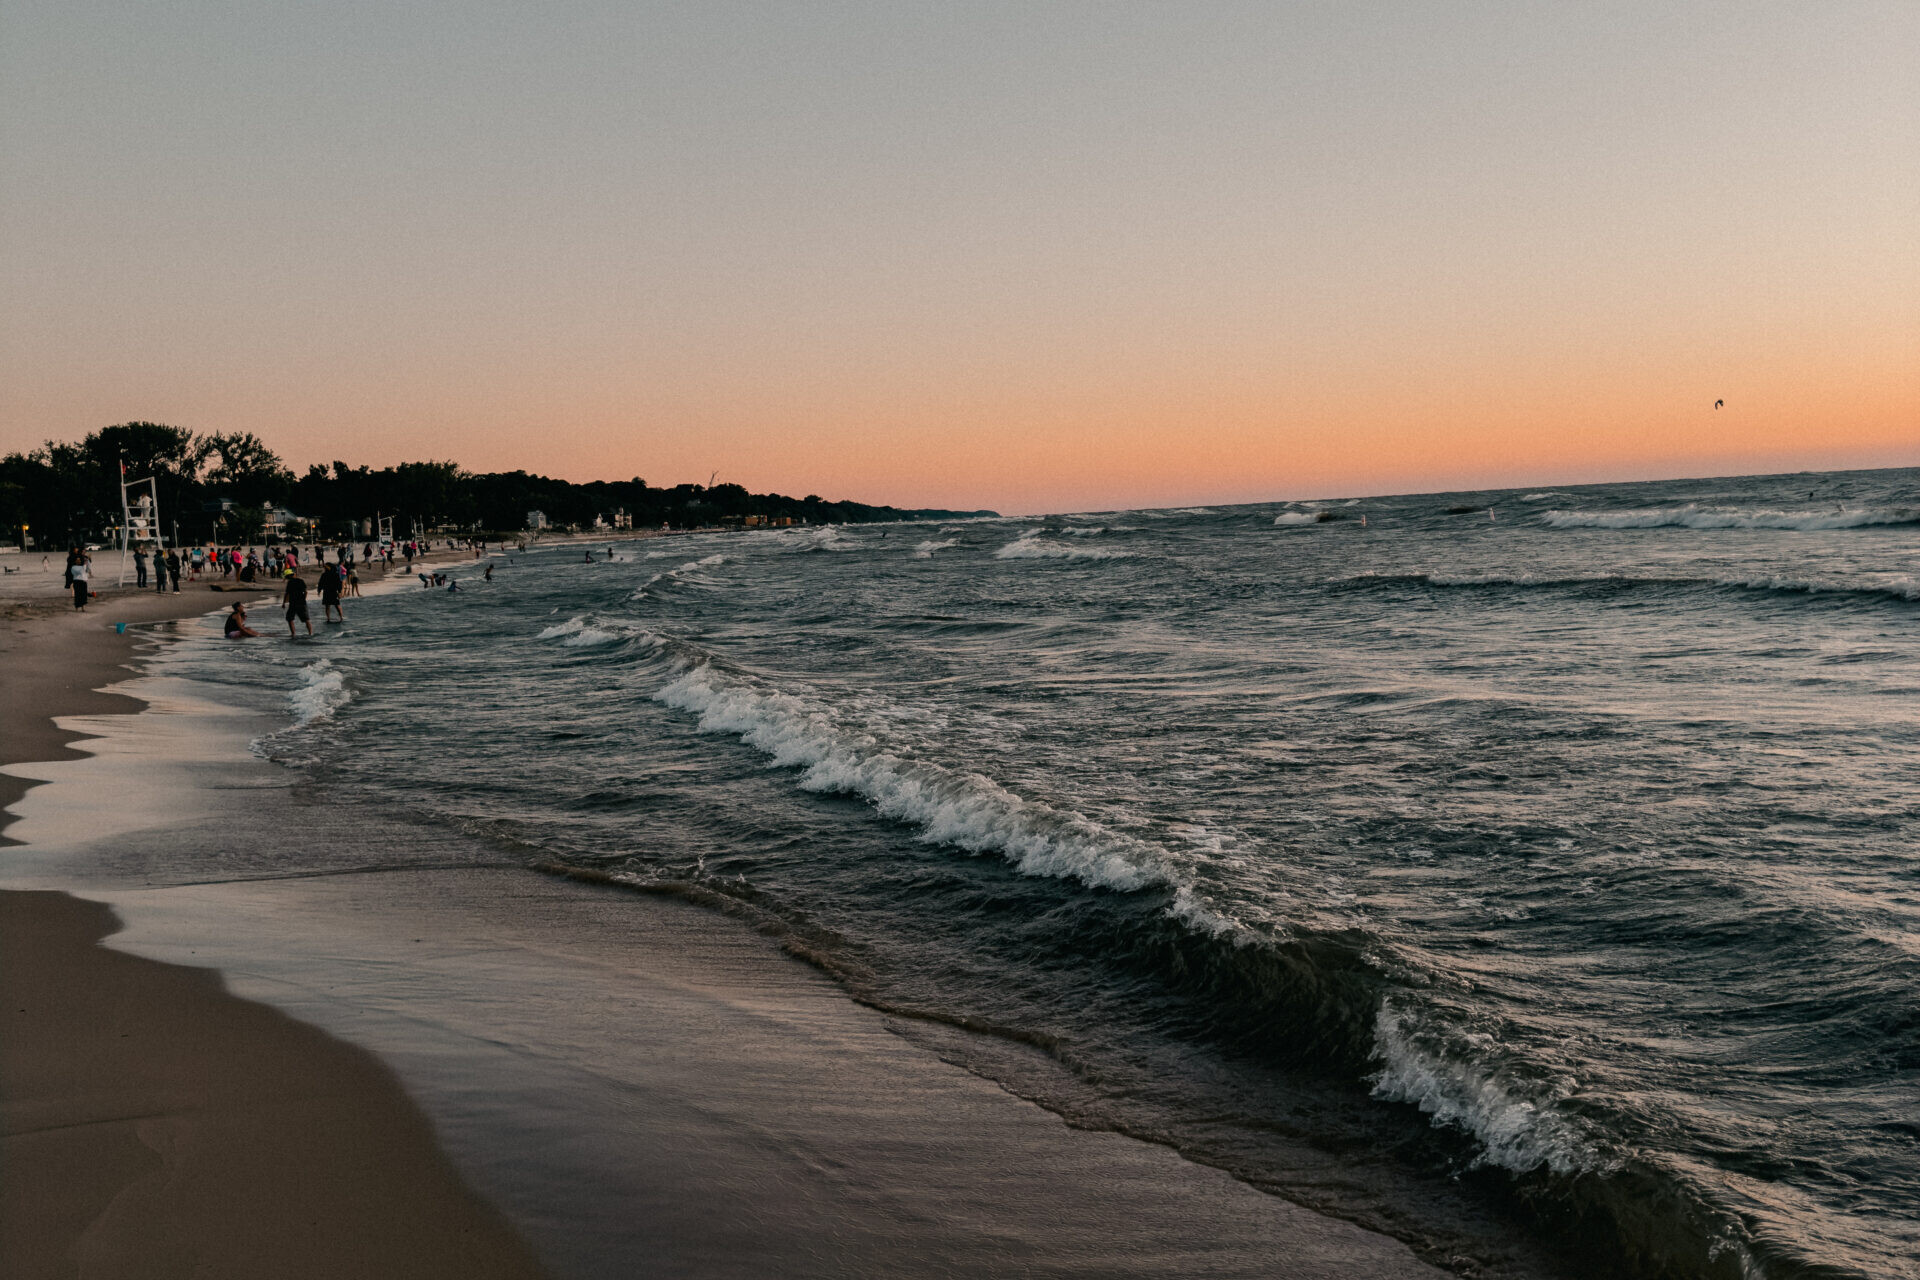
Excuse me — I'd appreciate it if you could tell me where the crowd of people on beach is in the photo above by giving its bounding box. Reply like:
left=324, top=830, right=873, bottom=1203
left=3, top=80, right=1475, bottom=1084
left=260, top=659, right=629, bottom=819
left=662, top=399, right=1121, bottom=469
left=57, top=535, right=497, bottom=634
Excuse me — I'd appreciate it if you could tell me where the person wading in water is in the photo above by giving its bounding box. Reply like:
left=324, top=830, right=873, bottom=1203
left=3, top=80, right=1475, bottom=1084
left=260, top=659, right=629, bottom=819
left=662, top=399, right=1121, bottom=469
left=282, top=570, right=313, bottom=638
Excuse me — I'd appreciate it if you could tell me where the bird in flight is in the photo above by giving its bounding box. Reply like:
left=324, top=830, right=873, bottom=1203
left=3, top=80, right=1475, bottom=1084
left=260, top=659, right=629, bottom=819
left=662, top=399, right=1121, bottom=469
left=1714, top=400, right=1724, bottom=409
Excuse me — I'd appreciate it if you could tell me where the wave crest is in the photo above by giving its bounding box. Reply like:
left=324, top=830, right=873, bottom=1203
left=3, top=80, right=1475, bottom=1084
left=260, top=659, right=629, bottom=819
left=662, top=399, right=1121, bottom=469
left=1369, top=1005, right=1608, bottom=1176
left=995, top=531, right=1134, bottom=560
left=1543, top=504, right=1920, bottom=531
left=289, top=659, right=351, bottom=725
left=654, top=664, right=1168, bottom=892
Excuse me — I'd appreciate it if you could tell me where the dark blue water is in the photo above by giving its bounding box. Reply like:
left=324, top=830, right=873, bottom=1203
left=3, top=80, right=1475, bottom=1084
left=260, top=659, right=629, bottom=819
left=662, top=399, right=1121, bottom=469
left=165, top=468, right=1920, bottom=1279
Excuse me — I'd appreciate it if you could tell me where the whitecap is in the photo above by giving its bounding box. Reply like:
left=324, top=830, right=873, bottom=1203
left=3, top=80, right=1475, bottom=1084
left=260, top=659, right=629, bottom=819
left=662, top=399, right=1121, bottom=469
left=653, top=664, right=1169, bottom=893
left=1543, top=504, right=1919, bottom=531
left=994, top=531, right=1134, bottom=560
left=288, top=659, right=351, bottom=726
left=1368, top=1005, right=1607, bottom=1176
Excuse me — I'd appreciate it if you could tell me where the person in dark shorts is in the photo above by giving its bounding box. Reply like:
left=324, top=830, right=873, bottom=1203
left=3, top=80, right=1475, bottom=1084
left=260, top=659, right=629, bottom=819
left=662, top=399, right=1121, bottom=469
left=282, top=571, right=312, bottom=637
left=318, top=561, right=345, bottom=621
left=164, top=549, right=182, bottom=593
left=224, top=602, right=259, bottom=638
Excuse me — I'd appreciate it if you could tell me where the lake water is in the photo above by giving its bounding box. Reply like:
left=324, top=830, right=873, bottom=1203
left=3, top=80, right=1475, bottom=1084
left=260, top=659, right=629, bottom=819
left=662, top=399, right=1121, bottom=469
left=161, top=466, right=1920, bottom=1279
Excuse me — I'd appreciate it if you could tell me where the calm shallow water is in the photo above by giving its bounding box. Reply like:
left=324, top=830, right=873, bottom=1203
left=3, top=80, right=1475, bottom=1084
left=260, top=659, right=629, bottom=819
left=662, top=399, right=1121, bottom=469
left=162, top=467, right=1920, bottom=1280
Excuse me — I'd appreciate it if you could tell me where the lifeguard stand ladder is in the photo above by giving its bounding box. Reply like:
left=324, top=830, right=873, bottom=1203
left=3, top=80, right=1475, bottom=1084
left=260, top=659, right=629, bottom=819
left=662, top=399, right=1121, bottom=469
left=117, top=462, right=161, bottom=586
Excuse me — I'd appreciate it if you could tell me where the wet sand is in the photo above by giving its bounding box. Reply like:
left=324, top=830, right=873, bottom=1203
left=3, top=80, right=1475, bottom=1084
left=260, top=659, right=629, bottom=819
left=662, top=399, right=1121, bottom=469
left=0, top=564, right=1452, bottom=1279
left=1, top=577, right=550, bottom=1279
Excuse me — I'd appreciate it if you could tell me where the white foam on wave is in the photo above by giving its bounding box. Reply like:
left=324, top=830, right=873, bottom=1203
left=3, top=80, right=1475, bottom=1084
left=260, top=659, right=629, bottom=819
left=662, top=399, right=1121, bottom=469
left=633, top=553, right=727, bottom=598
left=653, top=663, right=1169, bottom=893
left=1060, top=526, right=1106, bottom=536
left=1273, top=512, right=1318, bottom=526
left=1369, top=1006, right=1606, bottom=1176
left=995, top=530, right=1135, bottom=560
left=1721, top=574, right=1920, bottom=602
left=1521, top=492, right=1564, bottom=502
left=912, top=538, right=958, bottom=558
left=775, top=525, right=857, bottom=552
left=289, top=659, right=351, bottom=726
left=535, top=614, right=658, bottom=647
left=1166, top=886, right=1246, bottom=940
left=1544, top=504, right=1919, bottom=531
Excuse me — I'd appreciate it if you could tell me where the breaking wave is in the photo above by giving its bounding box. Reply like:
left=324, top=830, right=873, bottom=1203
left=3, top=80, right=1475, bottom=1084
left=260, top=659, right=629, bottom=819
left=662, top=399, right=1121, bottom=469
left=634, top=553, right=727, bottom=598
left=289, top=659, right=351, bottom=725
left=1543, top=504, right=1920, bottom=531
left=653, top=663, right=1170, bottom=892
left=995, top=531, right=1135, bottom=560
left=1368, top=1006, right=1606, bottom=1176
left=912, top=538, right=958, bottom=558
left=1336, top=570, right=1920, bottom=606
left=535, top=615, right=659, bottom=648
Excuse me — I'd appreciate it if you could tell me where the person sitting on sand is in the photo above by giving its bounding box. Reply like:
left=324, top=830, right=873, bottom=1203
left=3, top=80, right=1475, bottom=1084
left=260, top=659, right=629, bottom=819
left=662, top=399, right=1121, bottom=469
left=282, top=572, right=312, bottom=638
left=224, top=602, right=259, bottom=638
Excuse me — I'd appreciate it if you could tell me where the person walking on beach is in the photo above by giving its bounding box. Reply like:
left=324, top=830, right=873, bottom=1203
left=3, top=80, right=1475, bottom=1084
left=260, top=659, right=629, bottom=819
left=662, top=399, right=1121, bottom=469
left=282, top=571, right=312, bottom=638
left=66, top=548, right=91, bottom=610
left=318, top=561, right=345, bottom=622
left=224, top=602, right=259, bottom=638
left=165, top=549, right=182, bottom=593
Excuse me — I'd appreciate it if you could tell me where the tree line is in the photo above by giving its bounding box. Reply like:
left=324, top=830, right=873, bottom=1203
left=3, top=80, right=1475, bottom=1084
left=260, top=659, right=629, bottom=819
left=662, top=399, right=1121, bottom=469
left=1, top=423, right=994, bottom=547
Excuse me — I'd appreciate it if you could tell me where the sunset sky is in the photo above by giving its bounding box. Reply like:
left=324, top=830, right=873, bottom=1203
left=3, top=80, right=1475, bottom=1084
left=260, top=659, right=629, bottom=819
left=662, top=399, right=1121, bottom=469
left=3, top=2, right=1914, bottom=514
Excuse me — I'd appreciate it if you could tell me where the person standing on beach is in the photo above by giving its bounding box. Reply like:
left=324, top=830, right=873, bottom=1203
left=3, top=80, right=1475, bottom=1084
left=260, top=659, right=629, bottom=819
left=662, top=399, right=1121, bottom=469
left=165, top=549, right=182, bottom=593
left=282, top=571, right=312, bottom=638
left=346, top=564, right=361, bottom=597
left=133, top=545, right=149, bottom=588
left=318, top=561, right=345, bottom=622
left=67, top=549, right=91, bottom=610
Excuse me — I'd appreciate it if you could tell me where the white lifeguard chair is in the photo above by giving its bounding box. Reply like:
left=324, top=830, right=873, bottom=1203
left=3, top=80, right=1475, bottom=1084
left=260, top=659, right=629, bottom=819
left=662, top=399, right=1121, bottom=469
left=117, top=462, right=162, bottom=585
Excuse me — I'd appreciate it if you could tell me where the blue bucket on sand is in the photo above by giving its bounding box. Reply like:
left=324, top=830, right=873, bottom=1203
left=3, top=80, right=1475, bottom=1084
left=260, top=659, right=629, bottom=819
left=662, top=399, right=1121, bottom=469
left=114, top=623, right=127, bottom=634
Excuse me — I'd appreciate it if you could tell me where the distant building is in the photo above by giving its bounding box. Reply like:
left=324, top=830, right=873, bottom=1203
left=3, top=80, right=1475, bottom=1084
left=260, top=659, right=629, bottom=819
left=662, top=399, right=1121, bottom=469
left=262, top=506, right=308, bottom=541
left=527, top=510, right=550, bottom=530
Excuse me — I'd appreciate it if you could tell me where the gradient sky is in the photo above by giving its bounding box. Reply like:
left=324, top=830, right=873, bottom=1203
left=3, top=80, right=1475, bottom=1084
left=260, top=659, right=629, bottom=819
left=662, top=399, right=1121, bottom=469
left=3, top=2, right=1914, bottom=514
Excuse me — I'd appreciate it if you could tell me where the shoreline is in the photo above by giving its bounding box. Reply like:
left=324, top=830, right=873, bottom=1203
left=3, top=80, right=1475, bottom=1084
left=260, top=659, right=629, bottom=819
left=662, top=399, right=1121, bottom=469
left=0, top=560, right=553, bottom=1279
left=0, top=560, right=1452, bottom=1278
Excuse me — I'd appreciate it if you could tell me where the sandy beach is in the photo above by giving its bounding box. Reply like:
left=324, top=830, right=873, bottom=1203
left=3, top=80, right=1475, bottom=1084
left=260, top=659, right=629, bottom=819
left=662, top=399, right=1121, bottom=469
left=1, top=557, right=1451, bottom=1279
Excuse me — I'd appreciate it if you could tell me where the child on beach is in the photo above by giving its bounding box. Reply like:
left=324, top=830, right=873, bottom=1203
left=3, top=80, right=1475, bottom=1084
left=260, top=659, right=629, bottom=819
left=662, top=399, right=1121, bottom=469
left=224, top=603, right=259, bottom=638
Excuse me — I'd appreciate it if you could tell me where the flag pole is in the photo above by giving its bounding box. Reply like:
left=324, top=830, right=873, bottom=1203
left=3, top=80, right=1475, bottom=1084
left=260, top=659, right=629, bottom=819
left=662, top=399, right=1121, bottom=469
left=118, top=457, right=131, bottom=586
